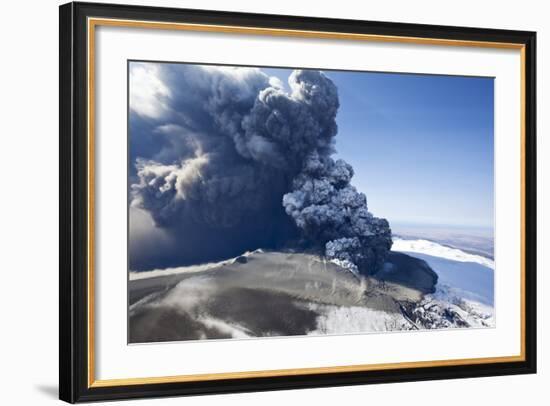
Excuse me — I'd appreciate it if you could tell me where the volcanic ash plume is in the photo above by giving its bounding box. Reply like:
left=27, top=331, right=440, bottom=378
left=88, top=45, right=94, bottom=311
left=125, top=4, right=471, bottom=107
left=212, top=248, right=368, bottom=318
left=282, top=154, right=392, bottom=274
left=130, top=64, right=392, bottom=274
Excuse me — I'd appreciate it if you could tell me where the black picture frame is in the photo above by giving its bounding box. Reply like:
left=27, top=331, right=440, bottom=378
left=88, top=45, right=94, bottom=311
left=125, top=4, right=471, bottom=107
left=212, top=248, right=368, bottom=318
left=60, top=1, right=537, bottom=403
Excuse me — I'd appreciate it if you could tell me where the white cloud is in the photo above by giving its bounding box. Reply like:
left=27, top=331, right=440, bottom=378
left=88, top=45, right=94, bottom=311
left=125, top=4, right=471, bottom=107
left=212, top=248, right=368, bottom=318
left=129, top=63, right=171, bottom=119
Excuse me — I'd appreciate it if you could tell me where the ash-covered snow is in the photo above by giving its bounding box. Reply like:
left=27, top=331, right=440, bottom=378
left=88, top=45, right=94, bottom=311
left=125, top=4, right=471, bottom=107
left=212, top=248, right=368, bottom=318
left=129, top=237, right=495, bottom=343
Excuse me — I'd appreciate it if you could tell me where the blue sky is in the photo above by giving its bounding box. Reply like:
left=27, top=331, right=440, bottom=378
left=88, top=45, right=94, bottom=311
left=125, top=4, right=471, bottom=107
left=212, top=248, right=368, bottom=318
left=266, top=67, right=494, bottom=229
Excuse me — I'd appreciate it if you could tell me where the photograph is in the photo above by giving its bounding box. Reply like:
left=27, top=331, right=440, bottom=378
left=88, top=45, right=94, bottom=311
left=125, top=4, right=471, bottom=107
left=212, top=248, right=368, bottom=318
left=127, top=61, right=495, bottom=343
left=56, top=2, right=537, bottom=402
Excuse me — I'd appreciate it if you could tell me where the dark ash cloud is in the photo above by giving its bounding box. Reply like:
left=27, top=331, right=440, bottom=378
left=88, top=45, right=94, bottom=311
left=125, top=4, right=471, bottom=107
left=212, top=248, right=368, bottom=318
left=129, top=63, right=391, bottom=274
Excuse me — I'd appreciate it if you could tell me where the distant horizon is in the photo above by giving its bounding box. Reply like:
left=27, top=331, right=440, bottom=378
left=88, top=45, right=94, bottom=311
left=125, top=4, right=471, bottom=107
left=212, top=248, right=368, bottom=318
left=390, top=220, right=493, bottom=233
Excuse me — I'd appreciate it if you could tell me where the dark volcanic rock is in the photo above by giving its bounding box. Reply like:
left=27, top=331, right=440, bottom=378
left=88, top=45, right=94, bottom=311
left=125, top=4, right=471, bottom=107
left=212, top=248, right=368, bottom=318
left=374, top=251, right=438, bottom=294
left=234, top=256, right=248, bottom=264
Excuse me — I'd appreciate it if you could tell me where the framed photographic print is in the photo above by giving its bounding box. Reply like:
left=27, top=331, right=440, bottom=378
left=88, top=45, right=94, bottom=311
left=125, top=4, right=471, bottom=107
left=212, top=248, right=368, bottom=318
left=59, top=1, right=537, bottom=403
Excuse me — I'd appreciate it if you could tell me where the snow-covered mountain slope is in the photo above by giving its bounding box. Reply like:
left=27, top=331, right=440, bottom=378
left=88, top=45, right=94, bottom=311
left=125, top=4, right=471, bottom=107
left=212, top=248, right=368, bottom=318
left=392, top=238, right=494, bottom=304
left=129, top=249, right=263, bottom=281
left=392, top=238, right=494, bottom=269
left=128, top=239, right=495, bottom=343
left=392, top=237, right=495, bottom=328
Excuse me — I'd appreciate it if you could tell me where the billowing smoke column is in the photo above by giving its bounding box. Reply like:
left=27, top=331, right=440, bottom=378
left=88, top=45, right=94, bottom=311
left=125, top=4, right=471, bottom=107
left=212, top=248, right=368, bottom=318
left=283, top=155, right=392, bottom=274
left=130, top=63, right=392, bottom=274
